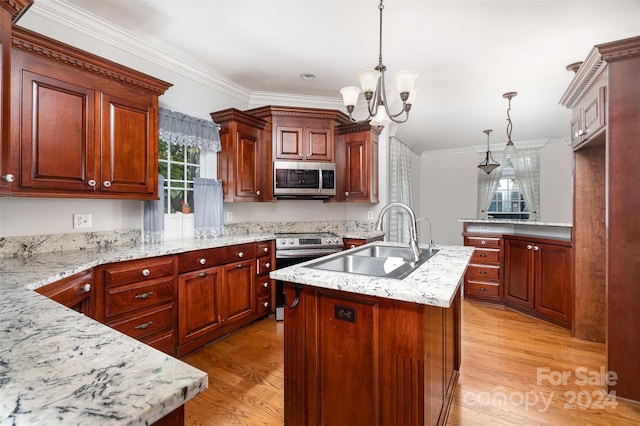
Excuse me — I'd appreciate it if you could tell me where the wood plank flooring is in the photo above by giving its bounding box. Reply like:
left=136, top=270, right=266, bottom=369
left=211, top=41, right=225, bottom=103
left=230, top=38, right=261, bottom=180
left=182, top=300, right=640, bottom=425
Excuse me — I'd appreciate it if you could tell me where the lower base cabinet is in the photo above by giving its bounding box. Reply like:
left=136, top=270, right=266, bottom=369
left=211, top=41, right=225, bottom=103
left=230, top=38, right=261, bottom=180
left=504, top=237, right=572, bottom=328
left=284, top=282, right=460, bottom=425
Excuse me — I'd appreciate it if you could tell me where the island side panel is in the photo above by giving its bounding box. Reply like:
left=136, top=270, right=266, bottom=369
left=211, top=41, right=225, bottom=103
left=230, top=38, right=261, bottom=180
left=283, top=282, right=306, bottom=426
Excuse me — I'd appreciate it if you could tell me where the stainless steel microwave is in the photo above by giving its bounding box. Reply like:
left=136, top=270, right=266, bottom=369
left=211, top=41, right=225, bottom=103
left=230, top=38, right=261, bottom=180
left=273, top=161, right=336, bottom=199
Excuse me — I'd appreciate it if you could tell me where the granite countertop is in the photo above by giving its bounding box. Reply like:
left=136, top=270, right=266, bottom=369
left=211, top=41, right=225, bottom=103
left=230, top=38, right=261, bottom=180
left=459, top=218, right=572, bottom=227
left=269, top=241, right=473, bottom=309
left=0, top=233, right=274, bottom=425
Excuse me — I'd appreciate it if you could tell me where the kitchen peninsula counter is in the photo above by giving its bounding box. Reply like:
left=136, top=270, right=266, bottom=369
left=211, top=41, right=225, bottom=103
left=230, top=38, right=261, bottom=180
left=270, top=242, right=473, bottom=425
left=0, top=234, right=274, bottom=425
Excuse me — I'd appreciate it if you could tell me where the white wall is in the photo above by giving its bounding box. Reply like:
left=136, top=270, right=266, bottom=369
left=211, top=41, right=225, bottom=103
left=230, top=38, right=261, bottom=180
left=418, top=141, right=573, bottom=246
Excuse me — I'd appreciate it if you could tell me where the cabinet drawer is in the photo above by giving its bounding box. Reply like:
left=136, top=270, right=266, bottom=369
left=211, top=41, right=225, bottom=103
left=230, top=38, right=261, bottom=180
left=142, top=329, right=175, bottom=356
left=465, top=236, right=501, bottom=248
left=256, top=241, right=273, bottom=257
left=256, top=255, right=273, bottom=276
left=179, top=243, right=256, bottom=273
left=105, top=278, right=175, bottom=318
left=466, top=264, right=500, bottom=281
left=36, top=270, right=93, bottom=311
left=471, top=248, right=500, bottom=264
left=256, top=295, right=271, bottom=316
left=466, top=281, right=500, bottom=298
left=103, top=256, right=177, bottom=288
left=107, top=303, right=174, bottom=340
left=257, top=277, right=271, bottom=297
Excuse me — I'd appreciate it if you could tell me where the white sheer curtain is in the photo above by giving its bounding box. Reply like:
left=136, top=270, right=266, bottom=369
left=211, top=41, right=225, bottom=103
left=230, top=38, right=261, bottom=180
left=511, top=148, right=540, bottom=221
left=388, top=138, right=413, bottom=243
left=476, top=153, right=504, bottom=219
left=194, top=178, right=224, bottom=239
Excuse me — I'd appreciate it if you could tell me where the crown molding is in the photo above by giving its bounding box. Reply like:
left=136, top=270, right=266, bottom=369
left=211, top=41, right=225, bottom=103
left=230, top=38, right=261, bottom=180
left=421, top=138, right=565, bottom=157
left=27, top=0, right=251, bottom=103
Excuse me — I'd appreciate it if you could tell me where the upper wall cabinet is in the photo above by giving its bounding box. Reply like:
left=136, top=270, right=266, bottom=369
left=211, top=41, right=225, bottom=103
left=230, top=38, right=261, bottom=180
left=211, top=108, right=268, bottom=202
left=335, top=122, right=381, bottom=203
left=248, top=106, right=349, bottom=164
left=8, top=26, right=172, bottom=199
left=0, top=0, right=32, bottom=195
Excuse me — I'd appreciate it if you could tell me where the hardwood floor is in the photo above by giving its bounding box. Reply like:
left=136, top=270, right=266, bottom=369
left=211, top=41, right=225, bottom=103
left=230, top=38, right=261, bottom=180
left=182, top=301, right=640, bottom=425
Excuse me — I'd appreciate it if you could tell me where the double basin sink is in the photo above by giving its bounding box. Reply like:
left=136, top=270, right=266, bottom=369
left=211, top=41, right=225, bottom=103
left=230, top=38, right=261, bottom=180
left=306, top=244, right=439, bottom=280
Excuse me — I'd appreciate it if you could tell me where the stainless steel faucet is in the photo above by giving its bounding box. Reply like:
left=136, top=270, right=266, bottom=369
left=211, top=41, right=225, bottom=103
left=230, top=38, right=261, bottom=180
left=374, top=202, right=421, bottom=262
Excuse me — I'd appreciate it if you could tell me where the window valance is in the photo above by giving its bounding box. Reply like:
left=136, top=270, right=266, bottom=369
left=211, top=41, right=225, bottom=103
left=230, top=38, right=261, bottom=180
left=159, top=107, right=221, bottom=152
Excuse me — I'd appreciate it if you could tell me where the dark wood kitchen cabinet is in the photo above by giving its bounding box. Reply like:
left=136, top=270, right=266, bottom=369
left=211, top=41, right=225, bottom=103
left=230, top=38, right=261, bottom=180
left=177, top=242, right=261, bottom=357
left=94, top=255, right=179, bottom=356
left=36, top=269, right=94, bottom=317
left=462, top=232, right=502, bottom=303
left=504, top=236, right=572, bottom=328
left=8, top=26, right=171, bottom=199
left=0, top=0, right=32, bottom=194
left=255, top=240, right=275, bottom=316
left=335, top=122, right=381, bottom=203
left=211, top=108, right=268, bottom=202
left=561, top=35, right=640, bottom=402
left=283, top=282, right=460, bottom=425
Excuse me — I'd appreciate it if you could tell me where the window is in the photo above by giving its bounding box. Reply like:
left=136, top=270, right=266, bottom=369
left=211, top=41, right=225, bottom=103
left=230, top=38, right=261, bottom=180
left=158, top=139, right=200, bottom=214
left=488, top=160, right=530, bottom=220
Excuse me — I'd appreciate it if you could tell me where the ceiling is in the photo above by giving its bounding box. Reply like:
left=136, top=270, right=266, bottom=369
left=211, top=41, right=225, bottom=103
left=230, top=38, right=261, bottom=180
left=27, top=0, right=640, bottom=154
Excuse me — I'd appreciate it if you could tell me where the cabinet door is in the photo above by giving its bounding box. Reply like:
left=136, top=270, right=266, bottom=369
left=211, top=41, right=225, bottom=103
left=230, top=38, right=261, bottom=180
left=101, top=92, right=156, bottom=196
left=19, top=71, right=97, bottom=192
left=275, top=125, right=303, bottom=160
left=221, top=259, right=255, bottom=325
left=535, top=243, right=572, bottom=325
left=178, top=266, right=222, bottom=344
left=504, top=239, right=535, bottom=309
left=305, top=127, right=333, bottom=161
left=234, top=129, right=262, bottom=199
left=341, top=133, right=369, bottom=201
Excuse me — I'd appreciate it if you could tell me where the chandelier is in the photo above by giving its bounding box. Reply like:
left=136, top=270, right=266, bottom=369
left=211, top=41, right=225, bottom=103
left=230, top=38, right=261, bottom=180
left=339, top=0, right=417, bottom=126
left=503, top=91, right=518, bottom=155
left=478, top=129, right=500, bottom=174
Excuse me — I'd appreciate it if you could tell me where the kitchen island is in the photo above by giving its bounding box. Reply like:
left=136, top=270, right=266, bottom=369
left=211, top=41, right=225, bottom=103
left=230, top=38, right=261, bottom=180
left=269, top=242, right=473, bottom=426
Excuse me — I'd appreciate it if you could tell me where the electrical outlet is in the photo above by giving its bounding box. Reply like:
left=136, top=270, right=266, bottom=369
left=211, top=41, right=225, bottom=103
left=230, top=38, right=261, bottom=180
left=73, top=213, right=92, bottom=229
left=225, top=211, right=233, bottom=222
left=367, top=210, right=374, bottom=220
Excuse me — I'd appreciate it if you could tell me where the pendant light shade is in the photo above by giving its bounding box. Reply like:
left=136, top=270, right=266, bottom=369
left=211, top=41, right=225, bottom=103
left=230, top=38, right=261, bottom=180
left=478, top=129, right=500, bottom=174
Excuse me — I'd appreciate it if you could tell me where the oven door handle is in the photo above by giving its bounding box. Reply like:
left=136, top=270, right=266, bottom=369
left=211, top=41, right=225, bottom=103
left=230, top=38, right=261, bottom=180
left=276, top=248, right=342, bottom=259
left=283, top=283, right=303, bottom=310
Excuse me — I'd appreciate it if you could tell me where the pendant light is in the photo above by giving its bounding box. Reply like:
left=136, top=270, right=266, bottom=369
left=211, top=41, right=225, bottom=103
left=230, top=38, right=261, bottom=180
left=478, top=129, right=500, bottom=174
left=339, top=0, right=417, bottom=125
left=503, top=91, right=517, bottom=156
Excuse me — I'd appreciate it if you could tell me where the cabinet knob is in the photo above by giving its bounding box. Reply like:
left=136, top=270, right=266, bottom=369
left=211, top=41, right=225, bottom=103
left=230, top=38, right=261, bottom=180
left=141, top=268, right=151, bottom=277
left=263, top=282, right=269, bottom=288
left=306, top=152, right=311, bottom=158
left=479, top=270, right=487, bottom=275
left=263, top=301, right=269, bottom=308
left=577, top=129, right=585, bottom=137
left=479, top=253, right=487, bottom=258
left=480, top=240, right=486, bottom=245
left=527, top=245, right=533, bottom=250
left=350, top=245, right=356, bottom=249
left=199, top=258, right=207, bottom=265
left=480, top=287, right=487, bottom=292
left=256, top=190, right=261, bottom=196
left=236, top=263, right=245, bottom=269
left=2, top=174, right=15, bottom=182
left=298, top=153, right=303, bottom=158
left=533, top=245, right=540, bottom=251
left=103, top=180, right=112, bottom=188
left=238, top=251, right=244, bottom=258
left=345, top=192, right=350, bottom=197
left=263, top=247, right=269, bottom=253
left=81, top=283, right=91, bottom=293
left=87, top=179, right=96, bottom=187
left=264, top=262, right=271, bottom=269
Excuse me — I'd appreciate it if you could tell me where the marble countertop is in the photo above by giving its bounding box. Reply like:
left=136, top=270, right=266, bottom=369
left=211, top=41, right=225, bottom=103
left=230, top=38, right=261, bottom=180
left=0, top=233, right=274, bottom=425
left=459, top=218, right=572, bottom=227
left=269, top=241, right=473, bottom=309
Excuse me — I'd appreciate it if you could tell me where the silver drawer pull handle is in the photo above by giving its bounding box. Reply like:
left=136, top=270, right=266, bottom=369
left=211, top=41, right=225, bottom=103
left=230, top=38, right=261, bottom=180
left=236, top=263, right=244, bottom=269
left=238, top=252, right=244, bottom=258
left=141, top=269, right=151, bottom=277
left=263, top=282, right=269, bottom=288
left=199, top=258, right=207, bottom=265
left=134, top=321, right=153, bottom=330
left=198, top=272, right=208, bottom=278
left=81, top=284, right=91, bottom=293
left=135, top=291, right=154, bottom=299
